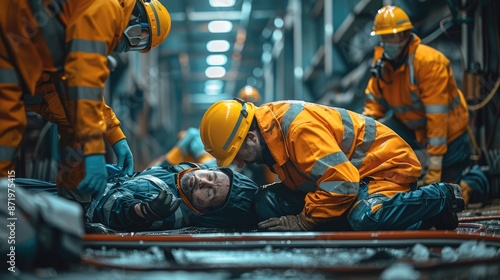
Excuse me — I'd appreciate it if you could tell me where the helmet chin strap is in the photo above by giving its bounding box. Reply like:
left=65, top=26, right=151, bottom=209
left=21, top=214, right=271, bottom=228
left=131, top=1, right=145, bottom=24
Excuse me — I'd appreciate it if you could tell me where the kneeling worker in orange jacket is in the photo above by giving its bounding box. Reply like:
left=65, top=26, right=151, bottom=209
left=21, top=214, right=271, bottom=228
left=200, top=99, right=465, bottom=231
left=0, top=0, right=172, bottom=202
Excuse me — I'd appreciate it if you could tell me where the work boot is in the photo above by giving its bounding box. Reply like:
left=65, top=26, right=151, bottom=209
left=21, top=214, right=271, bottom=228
left=421, top=209, right=459, bottom=230
left=420, top=183, right=464, bottom=230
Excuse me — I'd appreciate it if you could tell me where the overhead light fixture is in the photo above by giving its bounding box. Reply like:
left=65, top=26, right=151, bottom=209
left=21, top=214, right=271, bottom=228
left=272, top=29, right=283, bottom=42
left=206, top=54, right=228, bottom=65
left=253, top=67, right=263, bottom=77
left=274, top=18, right=284, bottom=28
left=204, top=80, right=224, bottom=95
left=205, top=89, right=222, bottom=95
left=262, top=52, right=272, bottom=63
left=208, top=20, right=233, bottom=33
left=209, top=0, right=235, bottom=7
left=206, top=40, right=230, bottom=52
left=205, top=80, right=224, bottom=90
left=205, top=66, right=226, bottom=78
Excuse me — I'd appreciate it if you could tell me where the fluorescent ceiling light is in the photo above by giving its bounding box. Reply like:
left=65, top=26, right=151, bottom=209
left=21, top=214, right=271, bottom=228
left=272, top=29, right=283, bottom=42
left=206, top=40, right=230, bottom=52
left=274, top=18, right=284, bottom=28
left=209, top=0, right=235, bottom=7
left=204, top=87, right=222, bottom=95
left=205, top=66, right=226, bottom=78
left=208, top=20, right=233, bottom=33
left=206, top=54, right=228, bottom=65
left=205, top=80, right=224, bottom=90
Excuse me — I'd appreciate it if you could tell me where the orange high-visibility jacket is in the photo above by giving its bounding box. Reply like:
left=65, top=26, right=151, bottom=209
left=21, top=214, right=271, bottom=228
left=0, top=0, right=136, bottom=156
left=363, top=34, right=469, bottom=156
left=255, top=101, right=422, bottom=225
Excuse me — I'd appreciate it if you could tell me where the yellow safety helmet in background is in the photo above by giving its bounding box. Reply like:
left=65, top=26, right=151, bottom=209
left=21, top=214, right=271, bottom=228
left=371, top=5, right=413, bottom=36
left=200, top=99, right=256, bottom=167
left=139, top=0, right=171, bottom=53
left=238, top=85, right=261, bottom=103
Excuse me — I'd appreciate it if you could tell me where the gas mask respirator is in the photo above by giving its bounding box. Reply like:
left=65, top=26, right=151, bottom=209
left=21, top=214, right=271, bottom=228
left=381, top=41, right=406, bottom=60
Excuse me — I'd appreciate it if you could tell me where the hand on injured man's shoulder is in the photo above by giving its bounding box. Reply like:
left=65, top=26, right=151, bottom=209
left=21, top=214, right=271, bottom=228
left=131, top=190, right=182, bottom=222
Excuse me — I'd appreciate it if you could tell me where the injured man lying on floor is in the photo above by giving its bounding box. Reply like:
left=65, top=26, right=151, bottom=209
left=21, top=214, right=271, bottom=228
left=13, top=162, right=307, bottom=233
left=14, top=161, right=470, bottom=233
left=87, top=162, right=262, bottom=231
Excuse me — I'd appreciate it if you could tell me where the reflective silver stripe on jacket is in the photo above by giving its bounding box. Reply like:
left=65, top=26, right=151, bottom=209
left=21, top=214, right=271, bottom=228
left=338, top=108, right=354, bottom=155
left=318, top=180, right=359, bottom=194
left=280, top=101, right=305, bottom=138
left=68, top=39, right=107, bottom=57
left=67, top=86, right=103, bottom=101
left=428, top=136, right=447, bottom=147
left=351, top=115, right=376, bottom=169
left=365, top=91, right=388, bottom=110
left=279, top=103, right=373, bottom=194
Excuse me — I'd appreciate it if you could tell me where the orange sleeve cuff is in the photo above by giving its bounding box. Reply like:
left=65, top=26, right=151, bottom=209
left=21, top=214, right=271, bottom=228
left=82, top=137, right=106, bottom=155
left=104, top=126, right=126, bottom=147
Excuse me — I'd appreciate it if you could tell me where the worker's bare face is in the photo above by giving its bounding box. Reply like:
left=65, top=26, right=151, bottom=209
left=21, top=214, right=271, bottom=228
left=233, top=132, right=263, bottom=168
left=180, top=170, right=230, bottom=212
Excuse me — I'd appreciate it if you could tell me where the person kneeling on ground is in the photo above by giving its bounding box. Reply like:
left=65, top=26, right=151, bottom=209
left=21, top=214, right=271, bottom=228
left=200, top=99, right=465, bottom=232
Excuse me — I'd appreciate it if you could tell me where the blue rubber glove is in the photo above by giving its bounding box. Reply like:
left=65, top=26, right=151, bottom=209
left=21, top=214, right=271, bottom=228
left=77, top=155, right=108, bottom=196
left=176, top=128, right=195, bottom=154
left=106, top=164, right=122, bottom=180
left=188, top=133, right=206, bottom=159
left=112, top=139, right=134, bottom=176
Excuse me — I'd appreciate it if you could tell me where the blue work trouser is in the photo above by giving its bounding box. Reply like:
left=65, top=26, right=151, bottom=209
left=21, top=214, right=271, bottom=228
left=348, top=182, right=452, bottom=231
left=380, top=115, right=471, bottom=183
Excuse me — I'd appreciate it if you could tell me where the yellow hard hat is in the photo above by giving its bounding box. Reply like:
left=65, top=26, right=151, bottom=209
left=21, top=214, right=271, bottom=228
left=200, top=99, right=256, bottom=167
left=139, top=0, right=171, bottom=53
left=371, top=5, right=413, bottom=36
left=238, top=86, right=261, bottom=103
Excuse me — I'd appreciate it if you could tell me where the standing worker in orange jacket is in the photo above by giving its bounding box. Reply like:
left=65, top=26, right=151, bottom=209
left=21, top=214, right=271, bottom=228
left=362, top=6, right=471, bottom=195
left=0, top=0, right=171, bottom=202
left=200, top=99, right=465, bottom=231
